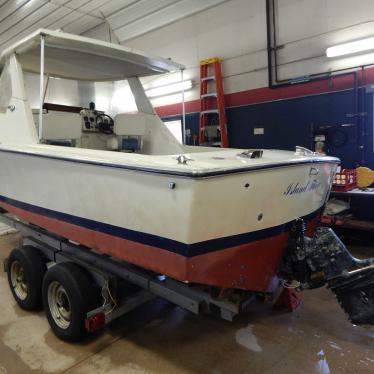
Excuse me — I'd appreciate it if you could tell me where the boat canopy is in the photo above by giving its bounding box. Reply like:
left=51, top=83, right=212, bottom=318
left=0, top=29, right=184, bottom=81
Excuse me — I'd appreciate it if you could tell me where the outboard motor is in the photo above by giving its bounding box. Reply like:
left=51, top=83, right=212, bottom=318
left=279, top=221, right=374, bottom=325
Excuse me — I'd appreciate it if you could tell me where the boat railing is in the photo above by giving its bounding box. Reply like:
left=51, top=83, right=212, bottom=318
left=295, top=146, right=315, bottom=156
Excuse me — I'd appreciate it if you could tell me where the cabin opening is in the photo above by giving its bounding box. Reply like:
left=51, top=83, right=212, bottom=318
left=26, top=74, right=183, bottom=155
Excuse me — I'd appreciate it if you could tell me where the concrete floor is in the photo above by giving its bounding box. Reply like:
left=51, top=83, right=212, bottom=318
left=1, top=233, right=374, bottom=374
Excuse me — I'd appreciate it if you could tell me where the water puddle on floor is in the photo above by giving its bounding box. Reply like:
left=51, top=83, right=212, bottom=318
left=0, top=276, right=75, bottom=372
left=235, top=324, right=262, bottom=352
left=327, top=340, right=342, bottom=351
left=315, top=349, right=331, bottom=374
left=2, top=314, right=76, bottom=372
left=74, top=355, right=151, bottom=374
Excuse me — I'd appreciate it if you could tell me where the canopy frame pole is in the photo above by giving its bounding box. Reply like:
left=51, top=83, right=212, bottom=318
left=43, top=74, right=50, bottom=103
left=181, top=68, right=186, bottom=145
left=38, top=34, right=45, bottom=141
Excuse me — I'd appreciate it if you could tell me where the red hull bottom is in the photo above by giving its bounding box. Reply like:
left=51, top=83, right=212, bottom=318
left=0, top=200, right=319, bottom=292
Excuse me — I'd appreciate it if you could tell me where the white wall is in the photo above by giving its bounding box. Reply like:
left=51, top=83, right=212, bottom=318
left=85, top=0, right=374, bottom=107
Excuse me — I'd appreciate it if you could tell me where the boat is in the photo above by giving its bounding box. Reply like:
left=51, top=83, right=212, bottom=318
left=0, top=29, right=340, bottom=294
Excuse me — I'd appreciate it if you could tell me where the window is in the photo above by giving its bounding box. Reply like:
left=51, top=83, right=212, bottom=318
left=164, top=120, right=182, bottom=144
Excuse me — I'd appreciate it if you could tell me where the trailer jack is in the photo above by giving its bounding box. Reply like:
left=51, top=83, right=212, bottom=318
left=279, top=219, right=374, bottom=325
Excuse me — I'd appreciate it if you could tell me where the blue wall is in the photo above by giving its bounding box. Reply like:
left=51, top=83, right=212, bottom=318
left=164, top=88, right=374, bottom=168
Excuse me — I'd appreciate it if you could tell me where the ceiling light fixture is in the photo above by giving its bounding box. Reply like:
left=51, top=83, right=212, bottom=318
left=326, top=36, right=374, bottom=58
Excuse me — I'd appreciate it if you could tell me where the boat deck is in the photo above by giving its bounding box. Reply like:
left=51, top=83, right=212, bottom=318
left=0, top=144, right=339, bottom=177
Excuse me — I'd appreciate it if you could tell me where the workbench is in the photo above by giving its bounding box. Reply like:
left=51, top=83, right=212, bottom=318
left=330, top=188, right=374, bottom=197
left=324, top=188, right=374, bottom=231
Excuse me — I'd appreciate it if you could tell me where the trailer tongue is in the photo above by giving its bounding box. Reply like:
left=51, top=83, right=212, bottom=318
left=280, top=220, right=374, bottom=325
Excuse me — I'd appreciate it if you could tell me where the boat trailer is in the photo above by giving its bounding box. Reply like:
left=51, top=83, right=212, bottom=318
left=1, top=211, right=374, bottom=342
left=0, top=211, right=254, bottom=341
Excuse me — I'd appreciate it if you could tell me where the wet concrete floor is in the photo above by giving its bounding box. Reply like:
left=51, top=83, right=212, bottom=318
left=1, top=233, right=374, bottom=373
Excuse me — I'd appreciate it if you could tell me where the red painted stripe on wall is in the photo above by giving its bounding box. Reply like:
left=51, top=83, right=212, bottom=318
left=155, top=67, right=374, bottom=117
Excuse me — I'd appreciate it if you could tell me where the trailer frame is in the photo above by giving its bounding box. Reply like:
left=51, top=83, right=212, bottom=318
left=1, top=211, right=254, bottom=338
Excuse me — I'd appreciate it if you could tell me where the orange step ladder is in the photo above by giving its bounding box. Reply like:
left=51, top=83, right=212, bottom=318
left=199, top=57, right=229, bottom=147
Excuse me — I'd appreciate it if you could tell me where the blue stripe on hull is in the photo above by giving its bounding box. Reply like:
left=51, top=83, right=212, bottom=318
left=0, top=195, right=321, bottom=257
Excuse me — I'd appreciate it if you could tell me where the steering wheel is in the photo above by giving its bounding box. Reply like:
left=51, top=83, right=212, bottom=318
left=96, top=114, right=114, bottom=134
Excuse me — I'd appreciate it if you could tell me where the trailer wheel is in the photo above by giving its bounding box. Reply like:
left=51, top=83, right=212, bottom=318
left=42, top=262, right=96, bottom=342
left=7, top=246, right=46, bottom=310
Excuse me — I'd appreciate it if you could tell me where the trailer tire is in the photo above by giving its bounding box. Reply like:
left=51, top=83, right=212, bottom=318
left=42, top=262, right=96, bottom=342
left=7, top=246, right=47, bottom=310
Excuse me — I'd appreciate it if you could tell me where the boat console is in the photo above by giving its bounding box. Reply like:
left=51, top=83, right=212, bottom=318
left=34, top=102, right=148, bottom=153
left=80, top=102, right=114, bottom=135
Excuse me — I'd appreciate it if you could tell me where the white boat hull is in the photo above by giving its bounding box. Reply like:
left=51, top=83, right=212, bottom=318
left=0, top=148, right=338, bottom=292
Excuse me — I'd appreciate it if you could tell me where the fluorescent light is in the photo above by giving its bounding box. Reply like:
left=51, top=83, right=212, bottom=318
left=326, top=36, right=374, bottom=58
left=145, top=80, right=193, bottom=98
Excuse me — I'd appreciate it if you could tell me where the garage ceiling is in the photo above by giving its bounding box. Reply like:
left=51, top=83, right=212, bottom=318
left=0, top=0, right=228, bottom=52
